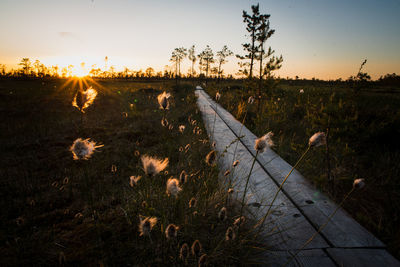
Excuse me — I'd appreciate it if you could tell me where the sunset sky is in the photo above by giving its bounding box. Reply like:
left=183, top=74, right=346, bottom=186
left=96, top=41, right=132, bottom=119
left=1, top=0, right=399, bottom=79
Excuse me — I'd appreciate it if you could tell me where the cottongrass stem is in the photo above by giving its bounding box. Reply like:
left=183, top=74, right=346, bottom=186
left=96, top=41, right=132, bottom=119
left=141, top=155, right=169, bottom=177
left=70, top=138, right=103, bottom=160
left=256, top=132, right=326, bottom=235
left=285, top=178, right=366, bottom=266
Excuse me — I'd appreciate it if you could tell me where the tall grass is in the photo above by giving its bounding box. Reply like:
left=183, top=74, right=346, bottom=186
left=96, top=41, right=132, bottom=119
left=206, top=80, right=400, bottom=258
left=0, top=79, right=259, bottom=266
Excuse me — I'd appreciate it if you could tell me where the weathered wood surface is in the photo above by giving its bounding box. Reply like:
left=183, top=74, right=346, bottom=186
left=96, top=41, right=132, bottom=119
left=195, top=87, right=399, bottom=266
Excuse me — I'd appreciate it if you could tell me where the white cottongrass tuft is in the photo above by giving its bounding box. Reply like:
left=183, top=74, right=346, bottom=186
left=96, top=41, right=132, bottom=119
left=225, top=227, right=236, bottom=241
left=233, top=216, right=246, bottom=228
left=215, top=92, right=221, bottom=101
left=353, top=178, right=365, bottom=189
left=205, top=150, right=216, bottom=166
left=157, top=91, right=171, bottom=110
left=309, top=132, right=327, bottom=147
left=72, top=86, right=97, bottom=113
left=179, top=170, right=188, bottom=184
left=129, top=176, right=141, bottom=187
left=138, top=216, right=157, bottom=236
left=218, top=207, right=227, bottom=222
left=300, top=89, right=304, bottom=94
left=70, top=138, right=103, bottom=160
left=248, top=96, right=255, bottom=104
left=179, top=125, right=185, bottom=133
left=166, top=178, right=182, bottom=197
left=189, top=197, right=197, bottom=208
left=191, top=240, right=202, bottom=257
left=254, top=132, right=274, bottom=153
left=141, top=155, right=169, bottom=176
left=179, top=243, right=189, bottom=261
left=165, top=223, right=179, bottom=239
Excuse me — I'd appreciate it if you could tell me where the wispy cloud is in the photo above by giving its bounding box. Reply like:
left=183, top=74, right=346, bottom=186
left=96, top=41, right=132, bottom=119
left=58, top=32, right=80, bottom=41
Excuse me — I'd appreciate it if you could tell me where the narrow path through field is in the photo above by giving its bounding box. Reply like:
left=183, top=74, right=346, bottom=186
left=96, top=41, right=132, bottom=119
left=195, top=86, right=399, bottom=267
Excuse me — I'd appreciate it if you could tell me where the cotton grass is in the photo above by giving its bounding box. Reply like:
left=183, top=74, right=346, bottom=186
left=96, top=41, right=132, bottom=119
left=70, top=138, right=103, bottom=160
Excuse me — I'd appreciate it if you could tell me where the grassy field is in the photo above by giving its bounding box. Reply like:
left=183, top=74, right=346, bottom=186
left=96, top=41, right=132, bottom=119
left=206, top=80, right=400, bottom=259
left=0, top=79, right=259, bottom=266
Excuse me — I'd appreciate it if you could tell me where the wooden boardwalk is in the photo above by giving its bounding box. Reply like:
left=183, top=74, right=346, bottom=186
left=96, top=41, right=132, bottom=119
left=195, top=87, right=399, bottom=267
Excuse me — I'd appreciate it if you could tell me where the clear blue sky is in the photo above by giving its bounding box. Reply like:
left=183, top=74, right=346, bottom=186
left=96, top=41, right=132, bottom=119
left=0, top=0, right=399, bottom=79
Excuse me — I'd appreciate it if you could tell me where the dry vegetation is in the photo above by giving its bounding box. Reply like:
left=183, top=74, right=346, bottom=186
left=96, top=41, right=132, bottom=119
left=0, top=79, right=259, bottom=266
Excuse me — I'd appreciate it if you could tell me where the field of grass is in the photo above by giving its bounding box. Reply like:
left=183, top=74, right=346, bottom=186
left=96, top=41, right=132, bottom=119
left=206, top=79, right=400, bottom=259
left=0, top=79, right=259, bottom=266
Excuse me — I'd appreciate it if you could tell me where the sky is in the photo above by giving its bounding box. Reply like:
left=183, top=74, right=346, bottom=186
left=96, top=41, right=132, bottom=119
left=0, top=0, right=399, bottom=80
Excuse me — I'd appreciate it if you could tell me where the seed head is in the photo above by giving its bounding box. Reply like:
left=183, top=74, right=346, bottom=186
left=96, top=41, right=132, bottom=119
left=179, top=125, right=185, bottom=133
left=198, top=254, right=208, bottom=267
left=353, top=178, right=365, bottom=189
left=254, top=132, right=274, bottom=153
left=166, top=178, right=182, bottom=197
left=233, top=160, right=239, bottom=167
left=70, top=138, right=103, bottom=160
left=189, top=197, right=197, bottom=208
left=218, top=207, right=227, bottom=222
left=309, top=132, right=326, bottom=147
left=161, top=118, right=168, bottom=127
left=191, top=240, right=202, bottom=257
left=165, top=223, right=179, bottom=239
left=179, top=243, right=190, bottom=261
left=225, top=227, right=236, bottom=241
left=129, top=176, right=141, bottom=187
left=72, top=86, right=97, bottom=113
left=139, top=216, right=157, bottom=236
left=215, top=92, right=221, bottom=101
left=233, top=216, right=246, bottom=228
left=205, top=150, right=216, bottom=166
left=179, top=170, right=188, bottom=184
left=300, top=89, right=304, bottom=94
left=248, top=96, right=255, bottom=104
left=141, top=155, right=169, bottom=176
left=157, top=91, right=171, bottom=110
left=228, top=188, right=234, bottom=194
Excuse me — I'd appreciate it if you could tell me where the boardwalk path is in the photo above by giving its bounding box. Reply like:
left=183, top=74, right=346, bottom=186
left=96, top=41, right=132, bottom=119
left=195, top=87, right=399, bottom=266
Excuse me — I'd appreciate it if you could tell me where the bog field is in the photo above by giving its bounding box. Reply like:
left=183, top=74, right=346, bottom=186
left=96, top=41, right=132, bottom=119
left=0, top=79, right=258, bottom=266
left=206, top=79, right=400, bottom=259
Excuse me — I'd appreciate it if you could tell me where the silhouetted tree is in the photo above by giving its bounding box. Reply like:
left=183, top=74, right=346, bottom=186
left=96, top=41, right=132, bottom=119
left=19, top=58, right=31, bottom=75
left=216, top=45, right=233, bottom=80
left=145, top=67, right=154, bottom=78
left=237, top=4, right=262, bottom=79
left=188, top=45, right=197, bottom=78
left=198, top=45, right=214, bottom=79
left=170, top=47, right=187, bottom=78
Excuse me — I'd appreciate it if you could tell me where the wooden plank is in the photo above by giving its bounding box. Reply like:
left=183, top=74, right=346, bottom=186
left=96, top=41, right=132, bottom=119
left=196, top=90, right=328, bottom=250
left=200, top=90, right=384, bottom=248
left=326, top=248, right=400, bottom=267
left=260, top=249, right=336, bottom=267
